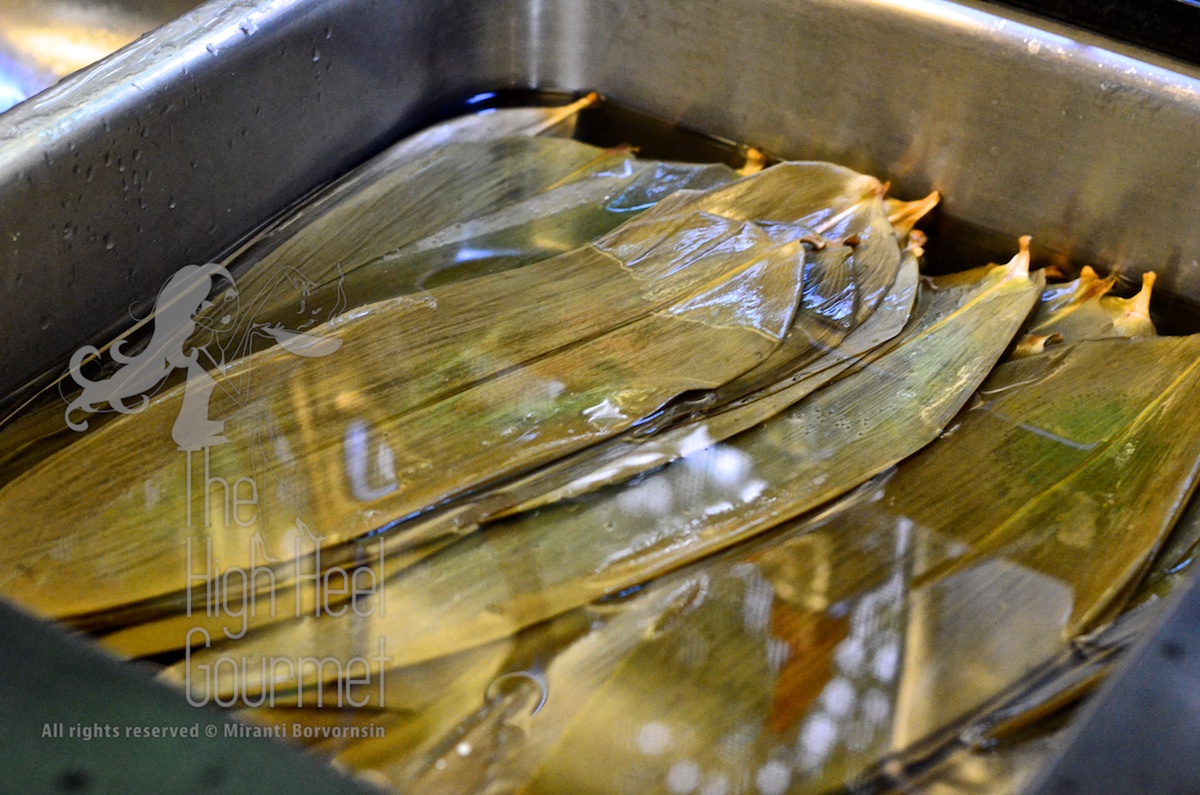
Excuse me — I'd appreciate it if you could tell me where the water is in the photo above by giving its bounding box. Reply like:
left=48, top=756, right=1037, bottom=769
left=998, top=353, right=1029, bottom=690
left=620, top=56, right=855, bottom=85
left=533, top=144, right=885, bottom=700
left=1, top=93, right=1197, bottom=794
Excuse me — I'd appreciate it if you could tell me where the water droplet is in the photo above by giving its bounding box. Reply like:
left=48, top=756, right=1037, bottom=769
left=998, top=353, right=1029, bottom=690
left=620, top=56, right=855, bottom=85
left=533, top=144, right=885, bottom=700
left=312, top=48, right=320, bottom=62
left=636, top=722, right=671, bottom=756
left=667, top=761, right=701, bottom=794
left=755, top=762, right=791, bottom=795
left=103, top=234, right=115, bottom=250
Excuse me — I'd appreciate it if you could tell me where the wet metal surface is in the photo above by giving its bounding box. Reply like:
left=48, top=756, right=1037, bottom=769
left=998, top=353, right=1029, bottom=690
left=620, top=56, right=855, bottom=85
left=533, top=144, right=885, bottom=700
left=0, top=598, right=377, bottom=795
left=5, top=0, right=1200, bottom=400
left=1027, top=580, right=1200, bottom=794
left=0, top=0, right=199, bottom=113
left=3, top=0, right=1200, bottom=791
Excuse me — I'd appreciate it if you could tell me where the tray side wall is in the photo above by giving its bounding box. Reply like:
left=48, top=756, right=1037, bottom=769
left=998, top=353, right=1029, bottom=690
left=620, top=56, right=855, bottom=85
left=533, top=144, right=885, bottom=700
left=2, top=0, right=1200, bottom=395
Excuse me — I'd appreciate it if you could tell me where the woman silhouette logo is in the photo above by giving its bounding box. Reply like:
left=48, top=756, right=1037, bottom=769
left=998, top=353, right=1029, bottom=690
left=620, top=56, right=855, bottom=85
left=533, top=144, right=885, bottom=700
left=65, top=262, right=341, bottom=451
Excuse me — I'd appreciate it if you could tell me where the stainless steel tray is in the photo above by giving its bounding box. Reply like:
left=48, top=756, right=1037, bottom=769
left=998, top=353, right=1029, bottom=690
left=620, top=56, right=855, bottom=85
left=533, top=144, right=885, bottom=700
left=5, top=0, right=1200, bottom=399
left=3, top=0, right=1200, bottom=791
left=0, top=0, right=201, bottom=113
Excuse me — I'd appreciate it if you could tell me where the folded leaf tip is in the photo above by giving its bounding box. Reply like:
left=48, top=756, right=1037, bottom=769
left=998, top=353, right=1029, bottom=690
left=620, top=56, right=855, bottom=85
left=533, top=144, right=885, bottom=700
left=887, top=189, right=941, bottom=237
left=1134, top=271, right=1157, bottom=317
left=737, top=147, right=767, bottom=176
left=906, top=229, right=927, bottom=258
left=1003, top=235, right=1033, bottom=281
left=529, top=91, right=602, bottom=134
left=1111, top=271, right=1158, bottom=337
left=1013, top=331, right=1064, bottom=358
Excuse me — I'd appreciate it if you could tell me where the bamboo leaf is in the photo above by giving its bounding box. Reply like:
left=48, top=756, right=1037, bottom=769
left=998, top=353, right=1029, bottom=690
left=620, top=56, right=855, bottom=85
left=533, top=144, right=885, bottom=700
left=0, top=101, right=605, bottom=451
left=93, top=254, right=917, bottom=659
left=0, top=144, right=735, bottom=492
left=388, top=332, right=1200, bottom=794
left=95, top=252, right=917, bottom=659
left=1102, top=271, right=1157, bottom=337
left=337, top=577, right=713, bottom=793
left=172, top=239, right=1039, bottom=701
left=240, top=154, right=737, bottom=338
left=473, top=252, right=921, bottom=516
left=384, top=94, right=600, bottom=154
left=0, top=162, right=890, bottom=620
left=906, top=333, right=1200, bottom=636
left=1015, top=267, right=1157, bottom=355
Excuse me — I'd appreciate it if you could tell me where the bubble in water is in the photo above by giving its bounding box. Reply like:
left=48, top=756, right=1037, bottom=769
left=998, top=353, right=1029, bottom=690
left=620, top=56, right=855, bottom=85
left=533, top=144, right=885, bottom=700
left=755, top=762, right=791, bottom=795
left=667, top=761, right=701, bottom=794
left=636, top=722, right=671, bottom=756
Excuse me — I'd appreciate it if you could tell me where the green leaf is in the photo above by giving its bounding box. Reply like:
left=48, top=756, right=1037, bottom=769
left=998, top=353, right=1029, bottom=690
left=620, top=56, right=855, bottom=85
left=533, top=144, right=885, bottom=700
left=173, top=240, right=1039, bottom=701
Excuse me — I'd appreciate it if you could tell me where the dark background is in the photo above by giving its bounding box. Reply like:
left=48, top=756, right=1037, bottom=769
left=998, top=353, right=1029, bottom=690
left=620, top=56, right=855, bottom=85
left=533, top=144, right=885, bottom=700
left=991, top=0, right=1200, bottom=65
